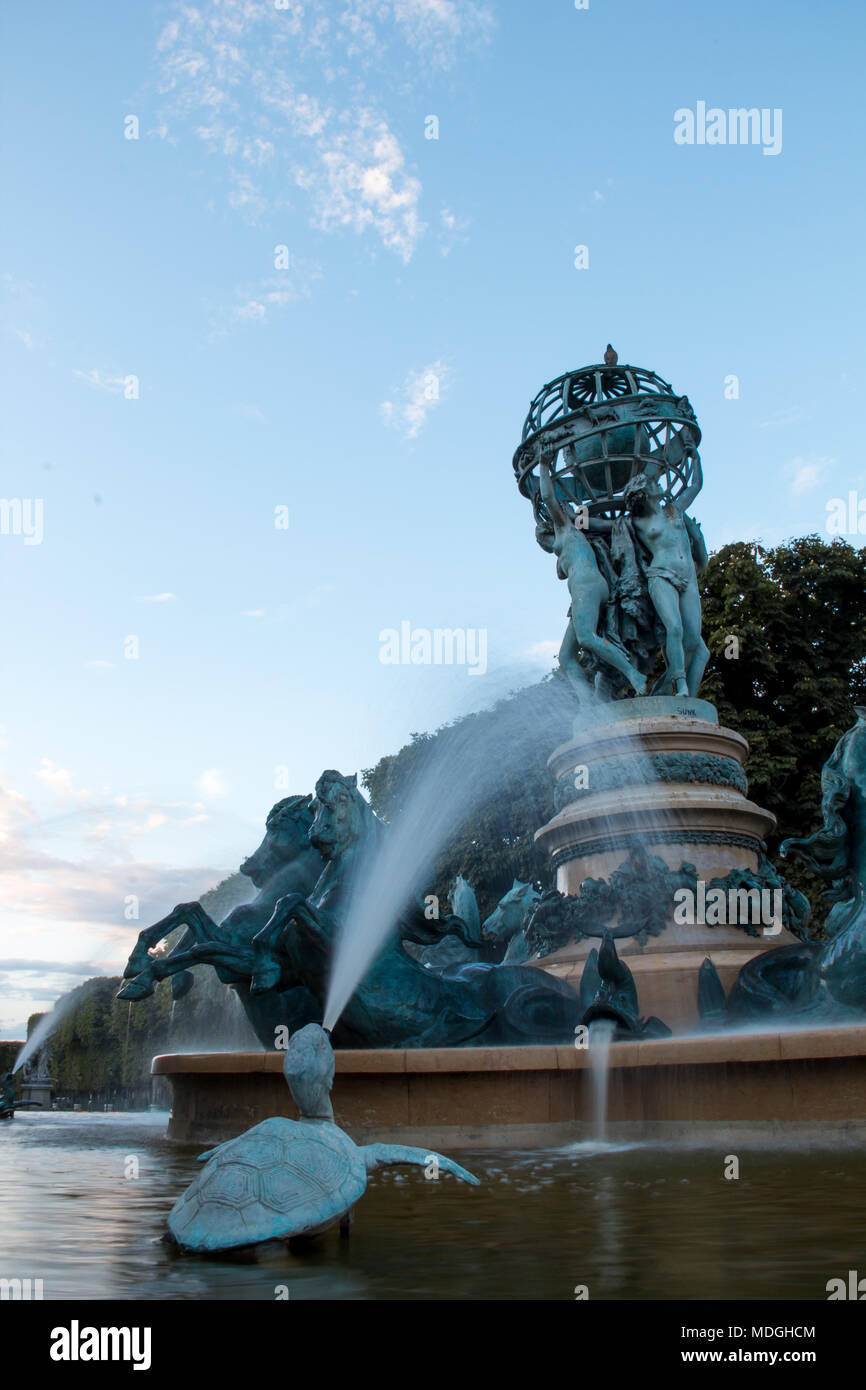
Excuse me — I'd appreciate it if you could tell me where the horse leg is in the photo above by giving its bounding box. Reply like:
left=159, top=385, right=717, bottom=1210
left=167, top=907, right=244, bottom=997
left=167, top=927, right=198, bottom=999
left=250, top=895, right=309, bottom=995
left=123, top=902, right=220, bottom=980
left=118, top=940, right=253, bottom=1001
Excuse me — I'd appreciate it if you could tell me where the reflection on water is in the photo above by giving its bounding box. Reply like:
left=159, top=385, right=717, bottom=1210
left=1, top=1111, right=863, bottom=1300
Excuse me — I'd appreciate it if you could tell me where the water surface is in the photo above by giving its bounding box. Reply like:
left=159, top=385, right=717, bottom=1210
left=1, top=1112, right=862, bottom=1300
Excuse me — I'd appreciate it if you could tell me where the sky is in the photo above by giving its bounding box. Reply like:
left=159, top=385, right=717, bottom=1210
left=0, top=0, right=864, bottom=1036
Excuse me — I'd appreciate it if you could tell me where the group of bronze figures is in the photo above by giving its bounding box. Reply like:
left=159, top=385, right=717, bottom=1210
left=701, top=709, right=866, bottom=1024
left=515, top=356, right=710, bottom=701
left=118, top=709, right=866, bottom=1042
left=119, top=771, right=660, bottom=1048
left=118, top=353, right=866, bottom=1043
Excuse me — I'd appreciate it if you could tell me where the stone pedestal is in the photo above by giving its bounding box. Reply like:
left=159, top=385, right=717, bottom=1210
left=533, top=697, right=796, bottom=1029
left=153, top=1030, right=866, bottom=1147
left=20, top=1079, right=52, bottom=1108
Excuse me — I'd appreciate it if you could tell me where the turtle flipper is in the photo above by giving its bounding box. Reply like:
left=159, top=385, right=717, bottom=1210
left=361, top=1142, right=480, bottom=1186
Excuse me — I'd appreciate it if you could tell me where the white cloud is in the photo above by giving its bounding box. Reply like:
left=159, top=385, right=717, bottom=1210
left=380, top=359, right=452, bottom=438
left=2, top=272, right=36, bottom=298
left=524, top=640, right=560, bottom=664
left=72, top=368, right=127, bottom=393
left=297, top=114, right=424, bottom=262
left=0, top=775, right=226, bottom=909
left=391, top=0, right=494, bottom=65
left=34, top=759, right=91, bottom=805
left=198, top=769, right=228, bottom=799
left=438, top=205, right=470, bottom=256
left=242, top=609, right=265, bottom=617
left=152, top=1, right=493, bottom=259
left=786, top=455, right=834, bottom=497
left=137, top=592, right=176, bottom=603
left=210, top=269, right=321, bottom=338
left=85, top=659, right=114, bottom=669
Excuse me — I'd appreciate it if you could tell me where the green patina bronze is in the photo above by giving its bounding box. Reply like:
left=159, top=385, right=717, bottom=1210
left=515, top=351, right=709, bottom=699
left=554, top=751, right=749, bottom=811
left=700, top=711, right=866, bottom=1022
left=116, top=352, right=866, bottom=1061
left=167, top=1024, right=479, bottom=1253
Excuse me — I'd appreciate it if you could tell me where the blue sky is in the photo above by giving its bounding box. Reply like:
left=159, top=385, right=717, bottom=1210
left=1, top=0, right=864, bottom=1035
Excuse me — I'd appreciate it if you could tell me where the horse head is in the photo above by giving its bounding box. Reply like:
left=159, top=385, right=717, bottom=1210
left=240, top=794, right=316, bottom=890
left=482, top=880, right=540, bottom=946
left=309, top=770, right=384, bottom=864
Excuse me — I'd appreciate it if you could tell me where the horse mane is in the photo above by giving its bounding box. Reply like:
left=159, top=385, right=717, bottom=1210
left=314, top=770, right=385, bottom=851
left=266, top=794, right=314, bottom=832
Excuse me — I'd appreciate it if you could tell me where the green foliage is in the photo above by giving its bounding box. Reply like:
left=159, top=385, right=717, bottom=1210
left=363, top=535, right=866, bottom=926
left=699, top=535, right=866, bottom=915
left=36, top=874, right=258, bottom=1104
left=49, top=975, right=170, bottom=1098
left=363, top=675, right=575, bottom=918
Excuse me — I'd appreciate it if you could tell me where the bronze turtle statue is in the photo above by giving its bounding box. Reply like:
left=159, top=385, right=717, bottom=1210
left=167, top=1024, right=479, bottom=1253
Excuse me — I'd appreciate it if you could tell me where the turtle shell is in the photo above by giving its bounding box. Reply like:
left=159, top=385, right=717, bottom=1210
left=167, top=1117, right=367, bottom=1252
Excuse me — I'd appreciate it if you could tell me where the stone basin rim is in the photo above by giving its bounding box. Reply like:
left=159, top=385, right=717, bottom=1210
left=152, top=1023, right=866, bottom=1076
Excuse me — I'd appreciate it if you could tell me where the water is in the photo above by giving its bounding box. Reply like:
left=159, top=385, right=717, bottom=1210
left=2, top=1111, right=863, bottom=1300
left=13, top=993, right=77, bottom=1073
left=588, top=1018, right=616, bottom=1142
left=324, top=683, right=659, bottom=1031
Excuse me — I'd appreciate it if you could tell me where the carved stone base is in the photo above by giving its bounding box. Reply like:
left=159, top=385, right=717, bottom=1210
left=153, top=1030, right=866, bottom=1147
left=19, top=1080, right=52, bottom=1108
left=533, top=697, right=796, bottom=1029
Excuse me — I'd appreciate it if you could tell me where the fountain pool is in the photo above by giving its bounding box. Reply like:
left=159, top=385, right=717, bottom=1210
left=1, top=1109, right=863, bottom=1301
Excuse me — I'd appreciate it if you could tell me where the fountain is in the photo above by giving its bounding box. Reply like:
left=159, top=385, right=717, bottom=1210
left=133, top=348, right=866, bottom=1152
left=588, top=1018, right=616, bottom=1144
left=1, top=1071, right=44, bottom=1119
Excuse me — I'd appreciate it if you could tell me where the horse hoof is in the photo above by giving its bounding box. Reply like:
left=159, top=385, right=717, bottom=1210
left=117, top=977, right=154, bottom=1001
left=123, top=952, right=150, bottom=979
left=171, top=970, right=195, bottom=1000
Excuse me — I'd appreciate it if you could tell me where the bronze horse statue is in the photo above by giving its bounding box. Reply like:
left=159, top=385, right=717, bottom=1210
left=246, top=770, right=583, bottom=1049
left=118, top=795, right=327, bottom=1046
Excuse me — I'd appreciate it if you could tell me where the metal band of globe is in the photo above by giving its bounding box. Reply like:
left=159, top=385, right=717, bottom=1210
left=513, top=360, right=702, bottom=521
left=519, top=363, right=684, bottom=440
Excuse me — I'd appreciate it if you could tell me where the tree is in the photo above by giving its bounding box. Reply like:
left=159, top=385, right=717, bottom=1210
left=700, top=536, right=866, bottom=917
left=364, top=535, right=866, bottom=923
left=363, top=675, right=576, bottom=918
left=700, top=536, right=866, bottom=896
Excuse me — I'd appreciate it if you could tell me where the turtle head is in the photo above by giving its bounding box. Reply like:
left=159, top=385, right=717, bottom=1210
left=283, top=1023, right=335, bottom=1121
